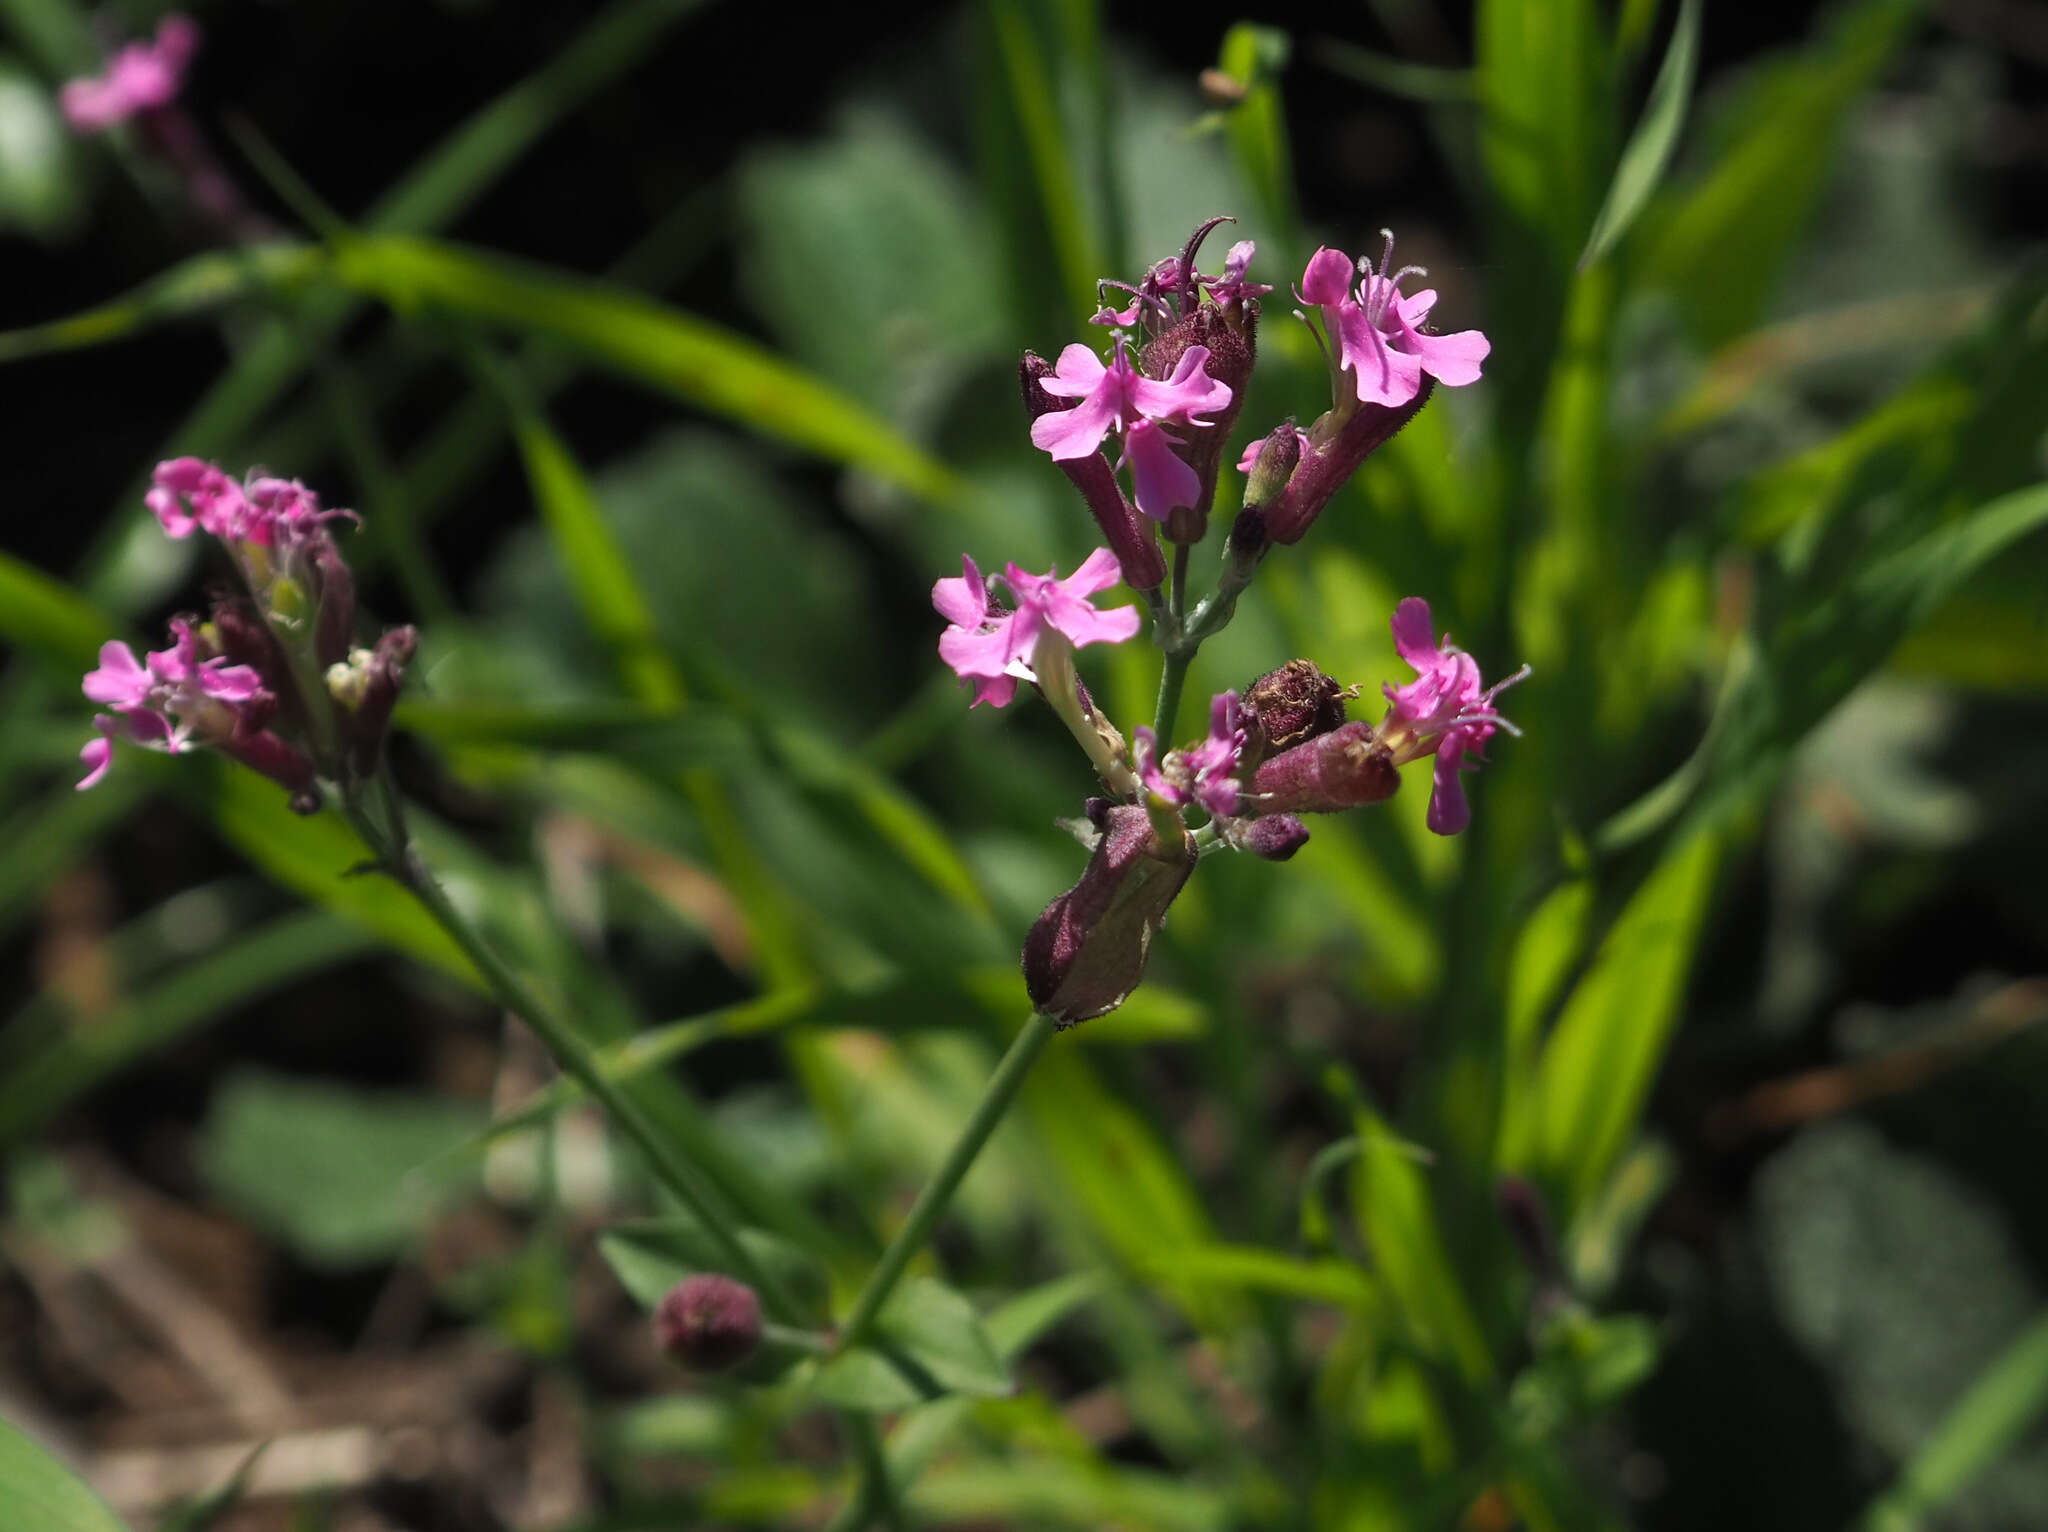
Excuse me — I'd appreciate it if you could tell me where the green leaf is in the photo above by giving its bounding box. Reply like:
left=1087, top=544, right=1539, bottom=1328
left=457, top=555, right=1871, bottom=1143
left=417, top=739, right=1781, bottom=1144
left=0, top=548, right=120, bottom=671
left=0, top=1417, right=129, bottom=1532
left=328, top=235, right=970, bottom=510
left=0, top=910, right=377, bottom=1147
left=1478, top=0, right=1612, bottom=274
left=1506, top=828, right=1720, bottom=1218
left=809, top=1277, right=1012, bottom=1411
left=1579, top=0, right=1700, bottom=269
left=0, top=244, right=318, bottom=364
left=1636, top=0, right=1922, bottom=346
left=1153, top=1245, right=1379, bottom=1310
left=986, top=0, right=1101, bottom=324
left=1861, top=1311, right=2048, bottom=1532
left=1215, top=24, right=1302, bottom=270
left=984, top=1270, right=1107, bottom=1358
left=598, top=1216, right=829, bottom=1323
left=174, top=759, right=478, bottom=987
left=157, top=1444, right=267, bottom=1532
left=195, top=1071, right=486, bottom=1265
left=1313, top=39, right=1476, bottom=104
left=1349, top=1109, right=1493, bottom=1385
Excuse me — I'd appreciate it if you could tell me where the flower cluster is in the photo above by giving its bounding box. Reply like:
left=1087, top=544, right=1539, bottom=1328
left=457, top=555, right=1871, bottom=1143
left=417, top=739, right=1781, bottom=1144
left=936, top=219, right=1518, bottom=1024
left=60, top=14, right=198, bottom=133
left=77, top=460, right=415, bottom=809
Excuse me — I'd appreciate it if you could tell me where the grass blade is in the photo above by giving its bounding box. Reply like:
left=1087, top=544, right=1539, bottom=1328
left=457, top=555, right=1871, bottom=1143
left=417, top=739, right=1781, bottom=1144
left=1579, top=0, right=1700, bottom=269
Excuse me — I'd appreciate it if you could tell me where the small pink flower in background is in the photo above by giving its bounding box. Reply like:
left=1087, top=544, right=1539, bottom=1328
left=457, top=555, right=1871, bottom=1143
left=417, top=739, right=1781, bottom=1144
left=934, top=549, right=1141, bottom=709
left=76, top=625, right=270, bottom=787
left=1133, top=692, right=1244, bottom=819
left=1377, top=597, right=1527, bottom=835
left=1299, top=235, right=1489, bottom=410
left=1207, top=240, right=1272, bottom=308
left=60, top=14, right=199, bottom=133
left=1029, top=337, right=1233, bottom=520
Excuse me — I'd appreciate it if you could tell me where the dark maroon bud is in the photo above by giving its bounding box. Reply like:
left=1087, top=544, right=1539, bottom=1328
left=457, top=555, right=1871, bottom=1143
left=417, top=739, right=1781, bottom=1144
left=653, top=1273, right=763, bottom=1372
left=349, top=625, right=416, bottom=774
left=1249, top=721, right=1398, bottom=815
left=210, top=602, right=307, bottom=731
left=1022, top=804, right=1197, bottom=1025
left=1496, top=1176, right=1561, bottom=1286
left=313, top=541, right=357, bottom=671
left=222, top=729, right=317, bottom=799
left=1143, top=307, right=1254, bottom=547
left=1241, top=814, right=1311, bottom=861
left=1265, top=377, right=1434, bottom=546
left=1240, top=659, right=1348, bottom=770
left=1021, top=354, right=1167, bottom=594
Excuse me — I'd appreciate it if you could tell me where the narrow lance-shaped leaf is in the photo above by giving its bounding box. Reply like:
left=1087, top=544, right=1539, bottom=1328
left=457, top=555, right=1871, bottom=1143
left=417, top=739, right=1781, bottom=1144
left=330, top=234, right=971, bottom=511
left=1579, top=0, right=1701, bottom=269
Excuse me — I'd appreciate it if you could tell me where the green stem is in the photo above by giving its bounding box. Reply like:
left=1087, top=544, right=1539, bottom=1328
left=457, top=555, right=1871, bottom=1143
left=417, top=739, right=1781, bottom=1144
left=1153, top=648, right=1193, bottom=742
left=845, top=1415, right=906, bottom=1532
left=834, top=1012, right=1058, bottom=1353
left=346, top=777, right=803, bottom=1322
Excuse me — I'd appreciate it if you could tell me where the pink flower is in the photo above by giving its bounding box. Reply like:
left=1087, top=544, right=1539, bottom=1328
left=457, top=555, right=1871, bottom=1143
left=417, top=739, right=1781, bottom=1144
left=60, top=15, right=198, bottom=133
left=146, top=457, right=247, bottom=539
left=1209, top=240, right=1272, bottom=307
left=1029, top=338, right=1233, bottom=520
left=1133, top=692, right=1244, bottom=818
left=934, top=549, right=1141, bottom=709
left=1300, top=235, right=1489, bottom=409
left=76, top=624, right=268, bottom=787
left=1377, top=597, right=1527, bottom=835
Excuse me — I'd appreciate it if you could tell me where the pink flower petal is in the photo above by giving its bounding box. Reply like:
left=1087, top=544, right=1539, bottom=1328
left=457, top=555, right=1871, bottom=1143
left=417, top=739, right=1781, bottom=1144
left=1390, top=598, right=1440, bottom=671
left=82, top=642, right=151, bottom=707
left=1029, top=387, right=1121, bottom=461
left=1060, top=547, right=1125, bottom=598
left=932, top=555, right=990, bottom=630
left=1410, top=326, right=1491, bottom=387
left=1034, top=343, right=1109, bottom=400
left=1299, top=246, right=1357, bottom=307
left=1427, top=736, right=1471, bottom=835
left=1124, top=419, right=1200, bottom=521
left=76, top=731, right=114, bottom=790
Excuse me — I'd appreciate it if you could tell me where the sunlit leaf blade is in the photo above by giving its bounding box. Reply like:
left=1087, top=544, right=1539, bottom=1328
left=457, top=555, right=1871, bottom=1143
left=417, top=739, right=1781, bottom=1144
left=1579, top=0, right=1700, bottom=269
left=1859, top=1310, right=2048, bottom=1531
left=173, top=759, right=479, bottom=987
left=1507, top=827, right=1721, bottom=1218
left=986, top=0, right=1100, bottom=324
left=1349, top=1109, right=1493, bottom=1384
left=330, top=235, right=971, bottom=511
left=0, top=1416, right=131, bottom=1532
left=0, top=549, right=120, bottom=671
left=1215, top=24, right=1302, bottom=271
left=1477, top=0, right=1612, bottom=276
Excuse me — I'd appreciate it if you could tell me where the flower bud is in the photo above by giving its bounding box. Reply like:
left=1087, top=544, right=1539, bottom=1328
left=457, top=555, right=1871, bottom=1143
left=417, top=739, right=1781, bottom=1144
left=1020, top=354, right=1166, bottom=595
left=1023, top=804, right=1197, bottom=1025
left=1265, top=377, right=1434, bottom=546
left=313, top=541, right=357, bottom=670
left=1248, top=721, right=1398, bottom=814
left=348, top=625, right=416, bottom=774
left=1139, top=219, right=1259, bottom=546
left=653, top=1273, right=763, bottom=1372
left=1239, top=659, right=1348, bottom=771
left=1240, top=813, right=1310, bottom=860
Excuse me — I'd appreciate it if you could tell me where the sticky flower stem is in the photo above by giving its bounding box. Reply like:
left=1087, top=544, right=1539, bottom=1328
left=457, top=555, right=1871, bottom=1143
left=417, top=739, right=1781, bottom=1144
left=833, top=1011, right=1058, bottom=1354
left=342, top=773, right=803, bottom=1323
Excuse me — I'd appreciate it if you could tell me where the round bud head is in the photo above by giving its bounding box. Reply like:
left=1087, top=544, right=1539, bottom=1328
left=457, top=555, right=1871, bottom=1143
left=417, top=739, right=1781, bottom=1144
left=653, top=1273, right=763, bottom=1372
left=1241, top=813, right=1311, bottom=861
left=1240, top=659, right=1348, bottom=769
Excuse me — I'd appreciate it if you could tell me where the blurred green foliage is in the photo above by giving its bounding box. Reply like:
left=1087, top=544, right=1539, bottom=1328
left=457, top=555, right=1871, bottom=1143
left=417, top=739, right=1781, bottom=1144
left=3, top=0, right=2047, bottom=1528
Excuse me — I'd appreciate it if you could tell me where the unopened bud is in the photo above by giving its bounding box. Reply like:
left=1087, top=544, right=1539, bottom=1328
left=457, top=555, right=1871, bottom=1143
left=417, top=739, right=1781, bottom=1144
left=349, top=626, right=416, bottom=774
left=313, top=542, right=357, bottom=670
left=1249, top=721, right=1398, bottom=814
left=1240, top=659, right=1348, bottom=770
left=1266, top=378, right=1434, bottom=545
left=1240, top=813, right=1310, bottom=860
left=1021, top=354, right=1166, bottom=594
left=1023, top=804, right=1196, bottom=1025
left=653, top=1273, right=763, bottom=1372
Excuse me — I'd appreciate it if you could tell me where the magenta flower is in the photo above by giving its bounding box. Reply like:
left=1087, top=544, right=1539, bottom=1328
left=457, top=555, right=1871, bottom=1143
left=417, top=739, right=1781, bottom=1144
left=1029, top=338, right=1233, bottom=520
left=934, top=549, right=1141, bottom=709
left=1376, top=598, right=1527, bottom=835
left=1133, top=692, right=1244, bottom=819
left=1299, top=235, right=1489, bottom=409
left=77, top=624, right=269, bottom=787
left=1208, top=240, right=1272, bottom=308
left=60, top=14, right=198, bottom=133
